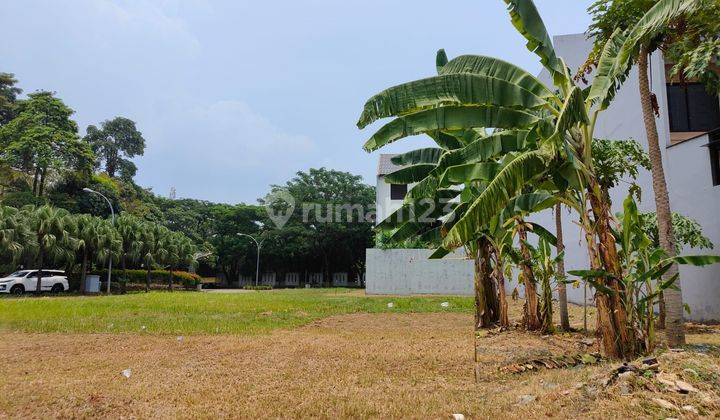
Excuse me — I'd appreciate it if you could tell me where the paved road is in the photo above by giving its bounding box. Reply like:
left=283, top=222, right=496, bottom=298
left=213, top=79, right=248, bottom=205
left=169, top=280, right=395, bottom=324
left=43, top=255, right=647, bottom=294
left=202, top=288, right=253, bottom=294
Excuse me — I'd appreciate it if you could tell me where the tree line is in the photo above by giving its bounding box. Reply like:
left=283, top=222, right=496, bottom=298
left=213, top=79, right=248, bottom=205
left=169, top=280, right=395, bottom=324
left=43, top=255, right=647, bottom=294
left=0, top=205, right=196, bottom=292
left=0, top=73, right=375, bottom=286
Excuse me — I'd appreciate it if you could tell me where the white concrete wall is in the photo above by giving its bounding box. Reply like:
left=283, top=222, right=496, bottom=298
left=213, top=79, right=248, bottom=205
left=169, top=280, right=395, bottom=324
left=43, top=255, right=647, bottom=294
left=666, top=134, right=720, bottom=320
left=366, top=248, right=474, bottom=295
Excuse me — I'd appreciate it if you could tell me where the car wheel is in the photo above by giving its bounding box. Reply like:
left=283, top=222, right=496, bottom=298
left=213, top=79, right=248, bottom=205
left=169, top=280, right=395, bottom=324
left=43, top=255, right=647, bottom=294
left=10, top=285, right=24, bottom=296
left=51, top=284, right=64, bottom=293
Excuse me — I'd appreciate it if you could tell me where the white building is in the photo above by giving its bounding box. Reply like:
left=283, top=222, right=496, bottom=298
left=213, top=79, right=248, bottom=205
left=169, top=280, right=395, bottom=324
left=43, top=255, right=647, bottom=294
left=369, top=33, right=720, bottom=321
left=376, top=154, right=414, bottom=225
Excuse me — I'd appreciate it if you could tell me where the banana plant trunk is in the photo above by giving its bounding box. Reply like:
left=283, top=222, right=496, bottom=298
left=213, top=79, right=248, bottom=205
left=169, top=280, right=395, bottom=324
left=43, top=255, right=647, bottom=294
left=516, top=221, right=541, bottom=331
left=169, top=267, right=174, bottom=291
left=555, top=204, right=570, bottom=330
left=473, top=238, right=499, bottom=329
left=637, top=48, right=685, bottom=347
left=587, top=181, right=634, bottom=358
left=145, top=268, right=151, bottom=292
left=540, top=274, right=554, bottom=334
left=491, top=248, right=510, bottom=328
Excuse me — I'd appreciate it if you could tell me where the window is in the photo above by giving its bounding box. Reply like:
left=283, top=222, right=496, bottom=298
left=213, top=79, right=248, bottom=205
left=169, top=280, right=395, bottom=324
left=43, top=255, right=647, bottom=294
left=390, top=184, right=407, bottom=200
left=709, top=131, right=720, bottom=186
left=667, top=83, right=720, bottom=132
left=711, top=144, right=720, bottom=186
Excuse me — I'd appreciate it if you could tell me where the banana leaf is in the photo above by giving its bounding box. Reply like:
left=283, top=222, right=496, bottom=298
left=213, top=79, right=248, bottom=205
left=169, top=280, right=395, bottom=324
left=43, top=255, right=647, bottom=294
left=439, top=53, right=553, bottom=98
left=357, top=73, right=546, bottom=129
left=503, top=0, right=566, bottom=85
left=363, top=105, right=542, bottom=152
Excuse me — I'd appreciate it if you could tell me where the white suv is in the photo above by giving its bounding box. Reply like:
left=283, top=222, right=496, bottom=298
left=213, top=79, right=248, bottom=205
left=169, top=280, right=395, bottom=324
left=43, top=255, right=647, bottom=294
left=0, top=270, right=69, bottom=295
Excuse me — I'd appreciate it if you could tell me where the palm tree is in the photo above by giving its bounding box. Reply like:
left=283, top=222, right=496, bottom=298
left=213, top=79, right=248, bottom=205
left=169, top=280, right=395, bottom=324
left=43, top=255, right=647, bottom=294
left=555, top=204, right=570, bottom=330
left=176, top=236, right=197, bottom=287
left=586, top=0, right=712, bottom=347
left=116, top=214, right=144, bottom=284
left=138, top=223, right=158, bottom=292
left=137, top=223, right=172, bottom=292
left=75, top=214, right=96, bottom=292
left=22, top=205, right=78, bottom=293
left=162, top=231, right=195, bottom=290
left=75, top=214, right=121, bottom=292
left=161, top=232, right=180, bottom=290
left=0, top=205, right=28, bottom=266
left=357, top=0, right=696, bottom=358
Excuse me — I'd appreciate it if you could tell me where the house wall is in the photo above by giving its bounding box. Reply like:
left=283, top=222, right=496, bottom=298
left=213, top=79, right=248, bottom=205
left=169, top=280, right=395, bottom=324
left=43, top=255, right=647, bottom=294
left=365, top=248, right=473, bottom=295
left=376, top=175, right=415, bottom=225
left=665, top=134, right=720, bottom=320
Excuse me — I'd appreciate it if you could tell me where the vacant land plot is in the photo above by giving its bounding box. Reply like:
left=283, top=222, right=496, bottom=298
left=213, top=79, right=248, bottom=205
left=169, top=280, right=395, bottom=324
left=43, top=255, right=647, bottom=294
left=1, top=290, right=719, bottom=418
left=0, top=288, right=471, bottom=334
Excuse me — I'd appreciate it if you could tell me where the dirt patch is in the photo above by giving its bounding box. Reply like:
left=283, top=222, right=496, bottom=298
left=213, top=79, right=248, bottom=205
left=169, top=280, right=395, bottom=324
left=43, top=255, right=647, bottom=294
left=1, top=308, right=719, bottom=418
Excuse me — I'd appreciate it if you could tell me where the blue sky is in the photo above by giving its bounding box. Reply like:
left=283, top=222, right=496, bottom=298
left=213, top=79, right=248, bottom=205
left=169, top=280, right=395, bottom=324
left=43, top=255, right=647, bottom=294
left=0, top=0, right=594, bottom=204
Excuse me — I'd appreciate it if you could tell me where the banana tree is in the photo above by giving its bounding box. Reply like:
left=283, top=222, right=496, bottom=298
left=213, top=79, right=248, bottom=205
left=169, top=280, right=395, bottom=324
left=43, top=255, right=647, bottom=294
left=570, top=194, right=720, bottom=353
left=357, top=0, right=698, bottom=358
left=523, top=236, right=565, bottom=334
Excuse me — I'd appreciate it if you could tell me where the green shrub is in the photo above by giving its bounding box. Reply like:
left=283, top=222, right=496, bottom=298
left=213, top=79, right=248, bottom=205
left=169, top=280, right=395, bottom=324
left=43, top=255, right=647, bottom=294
left=0, top=191, right=46, bottom=208
left=96, top=269, right=201, bottom=286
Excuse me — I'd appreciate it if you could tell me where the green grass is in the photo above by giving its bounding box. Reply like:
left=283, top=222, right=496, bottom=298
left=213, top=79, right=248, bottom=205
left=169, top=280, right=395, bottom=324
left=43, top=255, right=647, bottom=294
left=0, top=289, right=472, bottom=335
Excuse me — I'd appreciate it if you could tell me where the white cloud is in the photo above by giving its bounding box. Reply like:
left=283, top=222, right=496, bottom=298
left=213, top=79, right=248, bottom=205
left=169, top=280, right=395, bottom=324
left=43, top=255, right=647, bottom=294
left=86, top=0, right=201, bottom=56
left=134, top=99, right=316, bottom=203
left=185, top=100, right=314, bottom=167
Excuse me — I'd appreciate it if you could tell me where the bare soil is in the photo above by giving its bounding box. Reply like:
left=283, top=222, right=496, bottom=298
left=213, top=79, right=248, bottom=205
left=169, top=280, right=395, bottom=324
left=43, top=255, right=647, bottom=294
left=1, top=302, right=719, bottom=418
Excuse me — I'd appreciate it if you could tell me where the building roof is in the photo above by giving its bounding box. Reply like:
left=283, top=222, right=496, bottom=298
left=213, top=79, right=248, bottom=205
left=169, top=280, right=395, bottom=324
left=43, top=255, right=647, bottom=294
left=377, top=154, right=403, bottom=176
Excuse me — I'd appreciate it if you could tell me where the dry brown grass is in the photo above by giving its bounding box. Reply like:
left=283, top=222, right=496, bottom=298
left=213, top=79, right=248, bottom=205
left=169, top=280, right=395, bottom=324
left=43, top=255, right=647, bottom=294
left=1, top=299, right=718, bottom=419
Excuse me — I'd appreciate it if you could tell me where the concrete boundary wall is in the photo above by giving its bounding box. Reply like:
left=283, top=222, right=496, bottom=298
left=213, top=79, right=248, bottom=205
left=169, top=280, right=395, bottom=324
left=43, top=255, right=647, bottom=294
left=365, top=248, right=474, bottom=295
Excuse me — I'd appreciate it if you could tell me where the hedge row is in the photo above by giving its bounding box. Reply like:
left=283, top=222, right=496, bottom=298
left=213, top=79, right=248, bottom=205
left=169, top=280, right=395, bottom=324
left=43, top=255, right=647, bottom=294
left=96, top=269, right=202, bottom=287
left=243, top=285, right=272, bottom=290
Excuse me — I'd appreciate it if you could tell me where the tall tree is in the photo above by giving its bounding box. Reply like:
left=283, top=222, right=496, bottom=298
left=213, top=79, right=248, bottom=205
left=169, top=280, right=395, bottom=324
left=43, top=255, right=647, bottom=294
left=0, top=91, right=93, bottom=196
left=84, top=117, right=145, bottom=180
left=75, top=214, right=120, bottom=293
left=586, top=0, right=715, bottom=346
left=115, top=213, right=144, bottom=279
left=138, top=222, right=169, bottom=292
left=262, top=168, right=375, bottom=285
left=554, top=204, right=570, bottom=330
left=0, top=72, right=22, bottom=125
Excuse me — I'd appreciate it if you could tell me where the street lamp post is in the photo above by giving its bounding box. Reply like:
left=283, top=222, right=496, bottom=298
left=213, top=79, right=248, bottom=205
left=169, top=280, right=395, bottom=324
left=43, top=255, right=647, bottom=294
left=83, top=188, right=115, bottom=294
left=237, top=233, right=263, bottom=287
